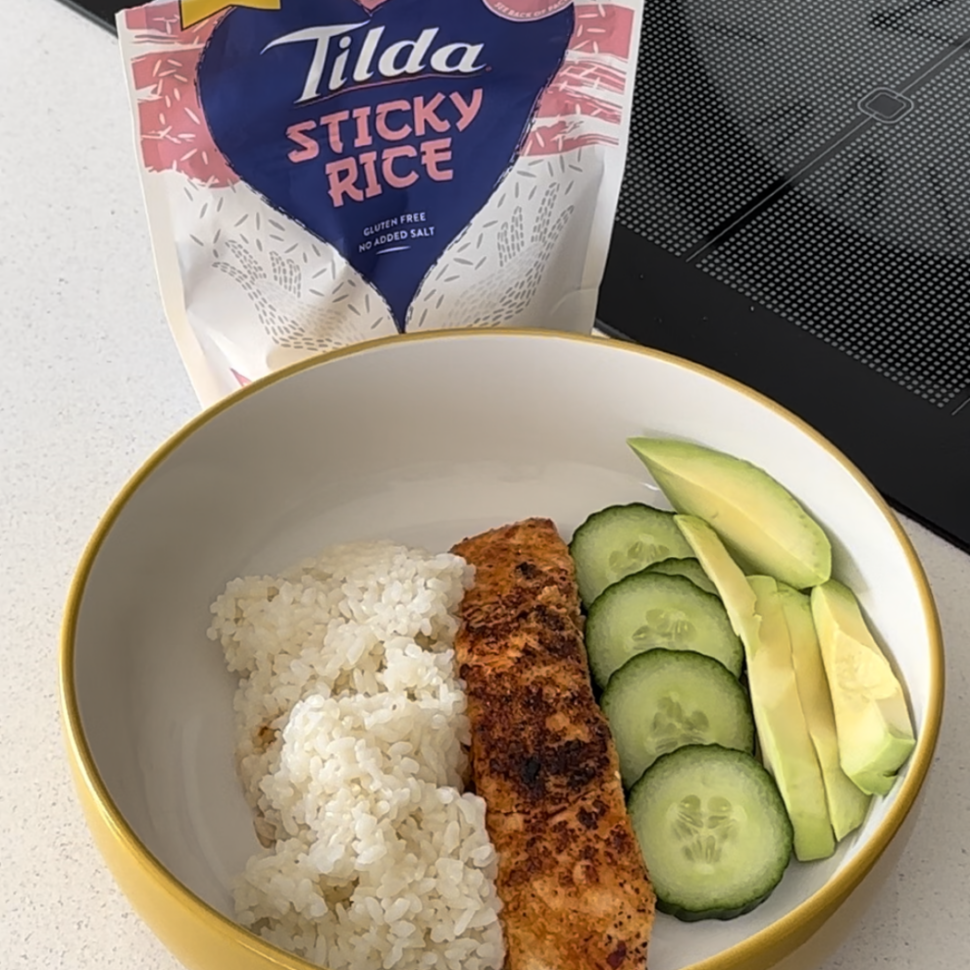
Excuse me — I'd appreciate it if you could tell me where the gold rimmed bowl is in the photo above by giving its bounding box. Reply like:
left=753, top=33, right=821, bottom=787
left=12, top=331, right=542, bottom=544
left=60, top=330, right=943, bottom=970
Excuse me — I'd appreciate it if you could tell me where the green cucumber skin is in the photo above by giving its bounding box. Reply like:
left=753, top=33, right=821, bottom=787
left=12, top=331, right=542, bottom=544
left=628, top=745, right=793, bottom=922
left=586, top=570, right=744, bottom=685
left=601, top=649, right=755, bottom=787
left=647, top=556, right=719, bottom=596
left=569, top=503, right=693, bottom=607
left=657, top=889, right=777, bottom=922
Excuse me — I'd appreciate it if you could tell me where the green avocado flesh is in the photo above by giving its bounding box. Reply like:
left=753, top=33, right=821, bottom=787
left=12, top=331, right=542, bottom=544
left=628, top=437, right=832, bottom=590
left=674, top=515, right=759, bottom=645
left=745, top=576, right=836, bottom=862
left=777, top=584, right=871, bottom=840
left=811, top=581, right=916, bottom=796
left=674, top=514, right=835, bottom=861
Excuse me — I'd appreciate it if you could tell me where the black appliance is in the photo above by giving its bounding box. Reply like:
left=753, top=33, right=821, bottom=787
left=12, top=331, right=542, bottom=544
left=60, top=0, right=970, bottom=551
left=598, top=0, right=970, bottom=552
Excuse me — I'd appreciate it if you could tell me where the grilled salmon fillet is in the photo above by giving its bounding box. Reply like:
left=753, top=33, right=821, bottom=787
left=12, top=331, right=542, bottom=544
left=452, top=518, right=656, bottom=970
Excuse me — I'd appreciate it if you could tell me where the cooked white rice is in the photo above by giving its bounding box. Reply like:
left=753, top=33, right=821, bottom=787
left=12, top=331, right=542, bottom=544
left=207, top=541, right=505, bottom=970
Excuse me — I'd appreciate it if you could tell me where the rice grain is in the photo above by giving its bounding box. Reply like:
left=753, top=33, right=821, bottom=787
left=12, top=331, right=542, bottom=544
left=207, top=541, right=504, bottom=970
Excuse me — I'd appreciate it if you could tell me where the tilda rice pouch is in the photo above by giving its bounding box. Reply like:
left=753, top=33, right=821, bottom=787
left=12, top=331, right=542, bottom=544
left=118, top=0, right=643, bottom=404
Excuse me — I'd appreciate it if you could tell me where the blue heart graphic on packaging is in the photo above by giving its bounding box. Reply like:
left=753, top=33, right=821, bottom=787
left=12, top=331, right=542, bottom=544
left=197, top=0, right=573, bottom=331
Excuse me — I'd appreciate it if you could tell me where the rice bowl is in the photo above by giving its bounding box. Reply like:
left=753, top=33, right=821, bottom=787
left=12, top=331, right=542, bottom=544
left=60, top=330, right=943, bottom=970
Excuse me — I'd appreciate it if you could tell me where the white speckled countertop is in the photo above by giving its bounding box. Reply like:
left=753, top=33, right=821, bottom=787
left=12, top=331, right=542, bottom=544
left=1, top=2, right=968, bottom=969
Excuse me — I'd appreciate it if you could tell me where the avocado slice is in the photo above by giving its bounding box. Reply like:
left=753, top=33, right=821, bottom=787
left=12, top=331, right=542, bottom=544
left=674, top=515, right=759, bottom=644
left=746, top=576, right=836, bottom=861
left=628, top=437, right=831, bottom=590
left=777, top=584, right=871, bottom=840
left=810, top=581, right=916, bottom=796
left=675, top=516, right=835, bottom=860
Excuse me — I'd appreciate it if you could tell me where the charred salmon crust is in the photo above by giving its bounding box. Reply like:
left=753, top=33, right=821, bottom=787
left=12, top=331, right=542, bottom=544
left=452, top=518, right=656, bottom=970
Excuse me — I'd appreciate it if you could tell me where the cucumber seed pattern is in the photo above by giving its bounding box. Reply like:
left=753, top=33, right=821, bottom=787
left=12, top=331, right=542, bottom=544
left=607, top=539, right=672, bottom=582
left=672, top=795, right=739, bottom=864
left=652, top=699, right=710, bottom=757
left=632, top=610, right=696, bottom=648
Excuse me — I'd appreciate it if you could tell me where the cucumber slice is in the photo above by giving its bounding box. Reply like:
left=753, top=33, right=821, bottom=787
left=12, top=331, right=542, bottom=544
left=586, top=571, right=744, bottom=687
left=569, top=503, right=694, bottom=607
left=647, top=556, right=718, bottom=595
left=602, top=650, right=754, bottom=787
left=628, top=745, right=793, bottom=921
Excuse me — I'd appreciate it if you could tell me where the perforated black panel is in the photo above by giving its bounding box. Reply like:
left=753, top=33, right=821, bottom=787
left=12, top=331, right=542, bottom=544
left=617, top=0, right=970, bottom=408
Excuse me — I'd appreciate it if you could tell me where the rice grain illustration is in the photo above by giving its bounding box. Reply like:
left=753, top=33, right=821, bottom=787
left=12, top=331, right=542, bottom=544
left=118, top=0, right=642, bottom=404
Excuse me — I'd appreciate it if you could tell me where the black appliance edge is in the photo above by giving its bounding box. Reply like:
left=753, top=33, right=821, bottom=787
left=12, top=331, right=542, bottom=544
left=598, top=225, right=970, bottom=557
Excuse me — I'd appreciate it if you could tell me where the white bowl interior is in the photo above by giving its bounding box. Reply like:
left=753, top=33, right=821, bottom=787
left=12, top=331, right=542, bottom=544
left=72, top=333, right=935, bottom=970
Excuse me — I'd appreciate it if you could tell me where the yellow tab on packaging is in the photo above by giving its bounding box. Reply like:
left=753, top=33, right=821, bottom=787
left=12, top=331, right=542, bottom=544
left=180, top=0, right=281, bottom=29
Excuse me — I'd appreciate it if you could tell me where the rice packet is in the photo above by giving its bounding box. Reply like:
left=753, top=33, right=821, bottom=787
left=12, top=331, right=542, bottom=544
left=117, top=0, right=642, bottom=405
